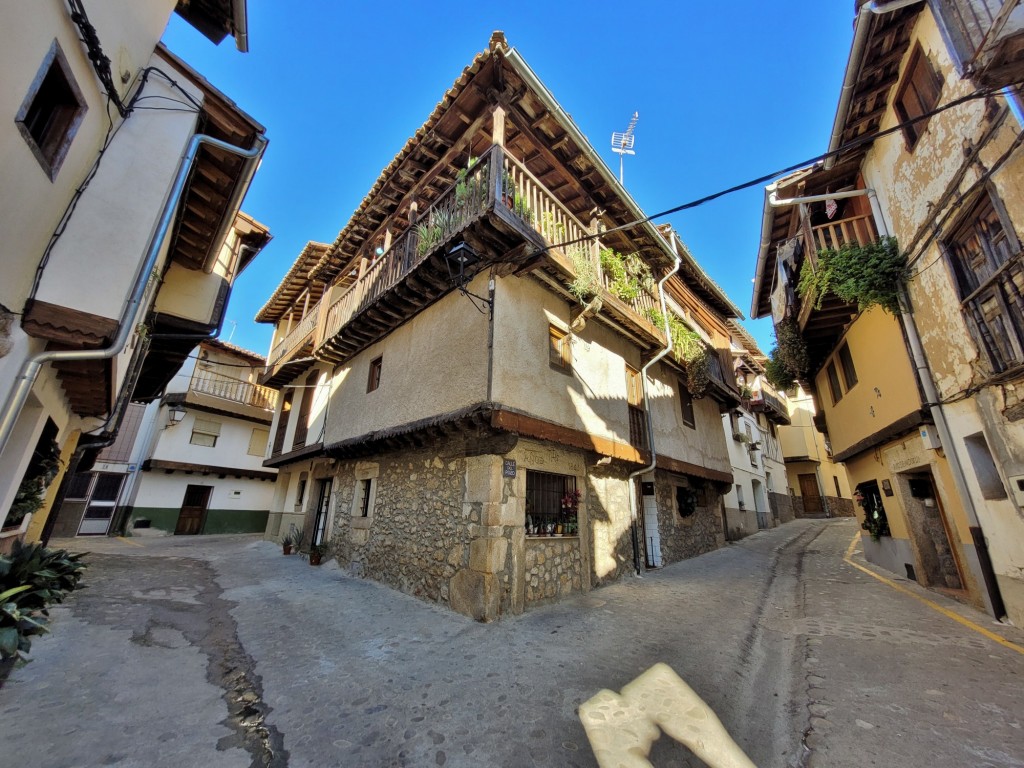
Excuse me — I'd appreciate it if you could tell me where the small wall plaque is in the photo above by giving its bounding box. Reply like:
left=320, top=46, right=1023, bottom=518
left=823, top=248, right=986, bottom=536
left=503, top=459, right=517, bottom=478
left=881, top=479, right=894, bottom=497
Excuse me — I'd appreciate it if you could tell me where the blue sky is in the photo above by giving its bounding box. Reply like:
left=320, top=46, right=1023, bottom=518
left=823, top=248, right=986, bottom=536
left=162, top=1, right=854, bottom=357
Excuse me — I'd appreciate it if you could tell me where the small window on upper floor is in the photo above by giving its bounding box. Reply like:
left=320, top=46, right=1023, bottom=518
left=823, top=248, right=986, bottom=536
left=837, top=342, right=858, bottom=390
left=679, top=382, right=695, bottom=429
left=894, top=44, right=943, bottom=151
left=826, top=361, right=844, bottom=405
left=549, top=325, right=571, bottom=372
left=367, top=356, right=382, bottom=392
left=16, top=40, right=87, bottom=181
left=190, top=418, right=221, bottom=448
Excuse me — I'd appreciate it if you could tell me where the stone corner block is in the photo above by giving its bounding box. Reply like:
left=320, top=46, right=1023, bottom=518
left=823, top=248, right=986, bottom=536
left=464, top=455, right=503, bottom=503
left=469, top=536, right=508, bottom=574
left=449, top=569, right=501, bottom=622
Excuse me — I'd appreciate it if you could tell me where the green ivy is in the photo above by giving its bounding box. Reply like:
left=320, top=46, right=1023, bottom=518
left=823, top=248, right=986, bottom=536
left=646, top=308, right=711, bottom=398
left=774, top=317, right=809, bottom=382
left=798, top=236, right=907, bottom=315
left=764, top=347, right=797, bottom=391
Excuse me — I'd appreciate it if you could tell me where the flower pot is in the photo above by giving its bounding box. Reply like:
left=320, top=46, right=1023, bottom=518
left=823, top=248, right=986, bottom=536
left=282, top=543, right=292, bottom=555
left=309, top=551, right=323, bottom=566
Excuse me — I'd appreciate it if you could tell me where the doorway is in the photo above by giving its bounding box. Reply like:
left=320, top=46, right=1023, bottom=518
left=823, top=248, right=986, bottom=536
left=640, top=481, right=662, bottom=568
left=903, top=472, right=964, bottom=590
left=175, top=485, right=212, bottom=535
left=798, top=473, right=823, bottom=517
left=311, top=478, right=332, bottom=546
left=76, top=472, right=126, bottom=536
left=752, top=479, right=768, bottom=529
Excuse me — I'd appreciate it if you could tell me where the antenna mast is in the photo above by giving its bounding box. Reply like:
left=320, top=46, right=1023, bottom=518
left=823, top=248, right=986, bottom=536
left=611, top=111, right=638, bottom=184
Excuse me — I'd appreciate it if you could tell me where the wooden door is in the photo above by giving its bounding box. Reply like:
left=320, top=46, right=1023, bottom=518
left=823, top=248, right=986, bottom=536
left=175, top=485, right=212, bottom=535
left=798, top=473, right=823, bottom=516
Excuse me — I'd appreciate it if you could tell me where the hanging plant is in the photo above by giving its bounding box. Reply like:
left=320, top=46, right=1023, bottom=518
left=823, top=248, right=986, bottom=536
left=764, top=346, right=797, bottom=391
left=600, top=248, right=653, bottom=302
left=774, top=316, right=809, bottom=382
left=645, top=308, right=711, bottom=398
left=569, top=252, right=601, bottom=303
left=798, top=236, right=907, bottom=315
left=5, top=438, right=61, bottom=529
left=856, top=490, right=891, bottom=541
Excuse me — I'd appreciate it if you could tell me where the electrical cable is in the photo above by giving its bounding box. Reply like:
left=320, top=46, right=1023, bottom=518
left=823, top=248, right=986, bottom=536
left=530, top=81, right=1022, bottom=261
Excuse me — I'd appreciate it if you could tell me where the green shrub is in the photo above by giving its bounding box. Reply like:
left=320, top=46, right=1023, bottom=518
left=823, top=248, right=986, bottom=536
left=798, top=236, right=907, bottom=315
left=0, top=541, right=87, bottom=665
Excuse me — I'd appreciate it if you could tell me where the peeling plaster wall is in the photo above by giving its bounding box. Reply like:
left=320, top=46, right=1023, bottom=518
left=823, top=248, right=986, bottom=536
left=859, top=5, right=1024, bottom=623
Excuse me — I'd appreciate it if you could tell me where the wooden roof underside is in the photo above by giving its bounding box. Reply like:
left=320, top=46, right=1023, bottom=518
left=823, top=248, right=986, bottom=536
left=158, top=46, right=265, bottom=273
left=313, top=34, right=677, bottom=288
left=256, top=242, right=332, bottom=322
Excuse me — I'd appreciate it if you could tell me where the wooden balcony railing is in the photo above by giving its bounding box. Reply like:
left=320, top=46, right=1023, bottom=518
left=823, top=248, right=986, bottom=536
left=798, top=213, right=879, bottom=329
left=320, top=148, right=494, bottom=345
left=267, top=301, right=321, bottom=368
left=190, top=370, right=277, bottom=410
left=810, top=213, right=878, bottom=253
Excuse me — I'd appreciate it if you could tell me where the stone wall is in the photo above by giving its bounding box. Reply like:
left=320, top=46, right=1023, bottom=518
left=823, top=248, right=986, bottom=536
left=655, top=473, right=725, bottom=564
left=523, top=537, right=583, bottom=605
left=769, top=491, right=795, bottom=524
left=330, top=450, right=472, bottom=607
left=723, top=506, right=759, bottom=541
left=825, top=496, right=855, bottom=517
left=585, top=463, right=635, bottom=586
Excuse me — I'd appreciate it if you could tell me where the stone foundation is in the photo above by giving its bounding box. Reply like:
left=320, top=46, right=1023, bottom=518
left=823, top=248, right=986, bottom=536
left=524, top=536, right=583, bottom=605
left=655, top=473, right=725, bottom=563
left=769, top=491, right=795, bottom=524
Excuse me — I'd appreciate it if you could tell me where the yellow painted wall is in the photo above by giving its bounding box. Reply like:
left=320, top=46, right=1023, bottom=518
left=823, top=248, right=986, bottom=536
left=815, top=307, right=920, bottom=458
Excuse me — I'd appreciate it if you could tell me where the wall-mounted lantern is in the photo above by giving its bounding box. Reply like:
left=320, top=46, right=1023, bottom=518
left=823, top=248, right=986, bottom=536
left=167, top=405, right=187, bottom=427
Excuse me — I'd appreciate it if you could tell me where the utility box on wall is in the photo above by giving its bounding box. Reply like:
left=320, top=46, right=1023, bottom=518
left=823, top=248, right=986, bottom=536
left=1007, top=474, right=1024, bottom=507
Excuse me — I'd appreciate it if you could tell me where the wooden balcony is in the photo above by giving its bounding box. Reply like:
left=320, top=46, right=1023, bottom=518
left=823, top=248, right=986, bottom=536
left=260, top=300, right=321, bottom=387
left=313, top=144, right=666, bottom=366
left=751, top=386, right=790, bottom=426
left=936, top=0, right=1024, bottom=87
left=183, top=370, right=277, bottom=423
left=797, top=213, right=879, bottom=362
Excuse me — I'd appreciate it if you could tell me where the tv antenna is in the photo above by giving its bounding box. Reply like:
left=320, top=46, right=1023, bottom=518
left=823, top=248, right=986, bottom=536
left=611, top=111, right=638, bottom=184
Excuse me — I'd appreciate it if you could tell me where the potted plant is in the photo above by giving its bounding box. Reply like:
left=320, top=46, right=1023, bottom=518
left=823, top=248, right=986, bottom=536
left=308, top=543, right=325, bottom=566
left=281, top=527, right=302, bottom=555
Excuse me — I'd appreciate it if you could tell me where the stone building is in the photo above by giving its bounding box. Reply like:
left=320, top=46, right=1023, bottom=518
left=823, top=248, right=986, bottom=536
left=750, top=0, right=1024, bottom=623
left=258, top=32, right=746, bottom=620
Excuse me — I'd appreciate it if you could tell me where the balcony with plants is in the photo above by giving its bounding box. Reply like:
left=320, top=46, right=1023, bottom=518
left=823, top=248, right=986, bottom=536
left=749, top=380, right=790, bottom=426
left=311, top=144, right=671, bottom=365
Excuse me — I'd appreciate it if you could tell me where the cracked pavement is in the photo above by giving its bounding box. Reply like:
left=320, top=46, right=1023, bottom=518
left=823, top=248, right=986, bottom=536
left=1, top=519, right=1022, bottom=767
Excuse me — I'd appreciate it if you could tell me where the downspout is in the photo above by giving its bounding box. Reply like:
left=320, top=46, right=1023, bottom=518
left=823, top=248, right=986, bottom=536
left=627, top=233, right=682, bottom=575
left=824, top=0, right=925, bottom=170
left=898, top=288, right=1007, bottom=618
left=0, top=133, right=267, bottom=461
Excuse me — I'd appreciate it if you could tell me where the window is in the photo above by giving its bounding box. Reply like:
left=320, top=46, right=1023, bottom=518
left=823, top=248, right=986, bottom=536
left=894, top=45, right=942, bottom=150
left=837, top=343, right=858, bottom=390
left=736, top=484, right=745, bottom=508
left=295, top=473, right=308, bottom=508
left=549, top=325, right=571, bottom=371
left=946, top=190, right=1024, bottom=373
left=16, top=40, right=87, bottom=180
left=247, top=428, right=269, bottom=457
left=66, top=472, right=92, bottom=500
left=826, top=361, right=844, bottom=405
left=272, top=391, right=292, bottom=455
left=964, top=432, right=1008, bottom=500
left=358, top=478, right=373, bottom=517
left=679, top=382, right=695, bottom=428
left=525, top=470, right=577, bottom=536
left=367, top=356, right=382, bottom=392
left=189, top=418, right=221, bottom=447
left=676, top=485, right=697, bottom=518
left=626, top=365, right=646, bottom=448
left=312, top=479, right=332, bottom=545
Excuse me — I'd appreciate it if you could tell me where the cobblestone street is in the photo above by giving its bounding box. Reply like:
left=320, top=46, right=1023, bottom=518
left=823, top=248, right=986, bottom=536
left=1, top=519, right=1022, bottom=767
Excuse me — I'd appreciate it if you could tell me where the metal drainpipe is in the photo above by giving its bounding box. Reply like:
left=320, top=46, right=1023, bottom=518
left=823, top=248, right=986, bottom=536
left=627, top=235, right=682, bottom=576
left=0, top=133, right=267, bottom=461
